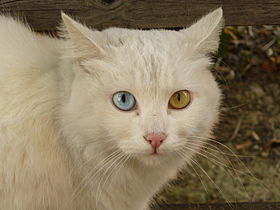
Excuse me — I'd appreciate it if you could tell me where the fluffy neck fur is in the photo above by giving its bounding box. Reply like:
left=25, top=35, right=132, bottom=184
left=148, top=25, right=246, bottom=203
left=0, top=8, right=223, bottom=210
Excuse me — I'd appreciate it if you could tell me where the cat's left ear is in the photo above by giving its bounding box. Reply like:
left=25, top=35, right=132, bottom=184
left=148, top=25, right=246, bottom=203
left=182, top=8, right=224, bottom=55
left=61, top=12, right=105, bottom=60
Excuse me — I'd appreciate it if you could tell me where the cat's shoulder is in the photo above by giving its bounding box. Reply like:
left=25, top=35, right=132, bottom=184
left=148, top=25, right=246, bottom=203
left=0, top=14, right=33, bottom=41
left=0, top=14, right=26, bottom=26
left=0, top=14, right=62, bottom=72
left=0, top=14, right=62, bottom=102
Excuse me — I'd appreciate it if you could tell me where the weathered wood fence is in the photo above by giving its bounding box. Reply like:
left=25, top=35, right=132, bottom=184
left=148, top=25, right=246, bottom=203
left=153, top=202, right=280, bottom=210
left=0, top=0, right=280, bottom=31
left=1, top=0, right=279, bottom=209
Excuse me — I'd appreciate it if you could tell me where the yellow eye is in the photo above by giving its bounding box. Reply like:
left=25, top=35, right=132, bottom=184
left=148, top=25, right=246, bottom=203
left=169, top=90, right=191, bottom=109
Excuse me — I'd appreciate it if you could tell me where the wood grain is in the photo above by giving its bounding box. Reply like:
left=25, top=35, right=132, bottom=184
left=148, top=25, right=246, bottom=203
left=0, top=0, right=279, bottom=31
left=155, top=202, right=280, bottom=210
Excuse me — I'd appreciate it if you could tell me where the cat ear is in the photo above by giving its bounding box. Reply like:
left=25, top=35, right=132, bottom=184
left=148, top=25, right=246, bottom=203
left=61, top=12, right=105, bottom=60
left=182, top=8, right=224, bottom=54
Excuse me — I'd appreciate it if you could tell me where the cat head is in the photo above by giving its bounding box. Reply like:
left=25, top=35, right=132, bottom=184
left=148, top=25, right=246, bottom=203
left=60, top=8, right=223, bottom=167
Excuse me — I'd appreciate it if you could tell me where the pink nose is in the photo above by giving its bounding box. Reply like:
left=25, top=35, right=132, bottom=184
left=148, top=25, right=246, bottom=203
left=144, top=133, right=166, bottom=149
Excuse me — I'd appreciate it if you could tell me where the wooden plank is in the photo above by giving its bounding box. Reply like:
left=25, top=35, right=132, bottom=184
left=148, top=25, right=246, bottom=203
left=0, top=0, right=279, bottom=31
left=154, top=202, right=280, bottom=210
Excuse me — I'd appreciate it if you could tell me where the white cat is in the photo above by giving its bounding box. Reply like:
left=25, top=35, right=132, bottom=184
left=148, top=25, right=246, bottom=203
left=0, top=8, right=223, bottom=210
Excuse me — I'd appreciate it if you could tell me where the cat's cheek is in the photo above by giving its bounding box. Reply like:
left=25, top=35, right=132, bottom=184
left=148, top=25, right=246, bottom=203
left=118, top=140, right=152, bottom=156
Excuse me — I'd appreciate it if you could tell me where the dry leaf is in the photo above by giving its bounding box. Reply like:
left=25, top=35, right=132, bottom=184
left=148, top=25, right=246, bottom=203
left=272, top=139, right=280, bottom=144
left=262, top=60, right=278, bottom=72
left=236, top=141, right=253, bottom=150
left=271, top=56, right=280, bottom=64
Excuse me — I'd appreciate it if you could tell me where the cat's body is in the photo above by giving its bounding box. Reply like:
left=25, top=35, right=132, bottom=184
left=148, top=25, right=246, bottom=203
left=0, top=9, right=223, bottom=210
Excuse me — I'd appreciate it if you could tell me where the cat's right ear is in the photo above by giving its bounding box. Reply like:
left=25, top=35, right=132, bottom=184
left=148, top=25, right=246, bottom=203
left=181, top=8, right=224, bottom=55
left=60, top=12, right=105, bottom=61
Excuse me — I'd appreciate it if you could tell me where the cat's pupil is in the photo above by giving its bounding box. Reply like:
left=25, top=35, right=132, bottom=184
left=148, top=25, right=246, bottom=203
left=121, top=94, right=126, bottom=103
left=176, top=93, right=181, bottom=101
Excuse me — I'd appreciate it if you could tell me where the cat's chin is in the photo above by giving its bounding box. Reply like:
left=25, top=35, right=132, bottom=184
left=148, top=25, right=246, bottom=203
left=136, top=153, right=173, bottom=167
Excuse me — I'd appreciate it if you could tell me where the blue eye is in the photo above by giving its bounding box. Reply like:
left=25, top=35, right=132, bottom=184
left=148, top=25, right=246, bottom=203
left=112, top=91, right=136, bottom=111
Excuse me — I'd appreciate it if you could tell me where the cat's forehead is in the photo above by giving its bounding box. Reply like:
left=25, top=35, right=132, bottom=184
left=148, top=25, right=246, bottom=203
left=97, top=29, right=178, bottom=92
left=102, top=28, right=181, bottom=49
left=88, top=28, right=210, bottom=96
left=100, top=28, right=187, bottom=76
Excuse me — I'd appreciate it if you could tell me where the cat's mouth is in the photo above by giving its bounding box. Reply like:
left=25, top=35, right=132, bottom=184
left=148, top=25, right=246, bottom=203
left=144, top=143, right=165, bottom=156
left=137, top=151, right=170, bottom=166
left=146, top=147, right=167, bottom=157
left=151, top=148, right=159, bottom=155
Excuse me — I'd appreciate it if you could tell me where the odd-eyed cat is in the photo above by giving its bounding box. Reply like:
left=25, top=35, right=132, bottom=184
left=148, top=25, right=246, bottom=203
left=0, top=8, right=223, bottom=210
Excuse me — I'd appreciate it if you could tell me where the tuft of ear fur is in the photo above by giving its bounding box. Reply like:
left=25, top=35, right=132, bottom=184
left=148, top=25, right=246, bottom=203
left=60, top=12, right=105, bottom=60
left=183, top=7, right=224, bottom=55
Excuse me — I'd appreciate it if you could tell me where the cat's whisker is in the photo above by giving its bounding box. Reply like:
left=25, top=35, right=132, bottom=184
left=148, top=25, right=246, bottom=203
left=181, top=144, right=243, bottom=187
left=188, top=136, right=271, bottom=194
left=183, top=142, right=249, bottom=175
left=187, top=138, right=254, bottom=158
left=95, top=156, right=122, bottom=206
left=185, top=141, right=251, bottom=185
left=189, top=136, right=257, bottom=176
left=190, top=136, right=256, bottom=161
left=71, top=149, right=123, bottom=202
left=186, top=157, right=210, bottom=196
left=84, top=140, right=116, bottom=150
left=177, top=150, right=234, bottom=209
left=88, top=150, right=124, bottom=178
left=191, top=136, right=251, bottom=168
left=181, top=143, right=251, bottom=201
left=95, top=153, right=130, bottom=207
left=108, top=154, right=131, bottom=194
left=103, top=154, right=130, bottom=200
left=68, top=144, right=117, bottom=178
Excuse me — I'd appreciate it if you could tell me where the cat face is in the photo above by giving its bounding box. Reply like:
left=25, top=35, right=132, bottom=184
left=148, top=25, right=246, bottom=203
left=60, top=9, right=223, bottom=166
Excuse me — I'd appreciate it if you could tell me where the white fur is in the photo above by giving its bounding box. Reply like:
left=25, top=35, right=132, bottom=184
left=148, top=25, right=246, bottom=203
left=0, top=8, right=223, bottom=210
